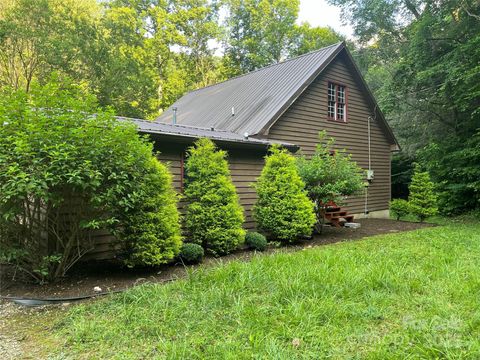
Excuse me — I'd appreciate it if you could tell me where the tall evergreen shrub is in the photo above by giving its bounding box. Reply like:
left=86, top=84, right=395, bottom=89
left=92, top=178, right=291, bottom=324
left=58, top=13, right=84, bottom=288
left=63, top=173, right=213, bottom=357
left=253, top=146, right=316, bottom=243
left=184, top=138, right=245, bottom=256
left=408, top=165, right=438, bottom=222
left=121, top=157, right=182, bottom=267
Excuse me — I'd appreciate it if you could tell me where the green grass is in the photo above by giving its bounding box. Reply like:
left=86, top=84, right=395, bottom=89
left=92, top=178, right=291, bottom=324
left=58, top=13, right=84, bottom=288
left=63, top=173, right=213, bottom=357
left=51, top=223, right=480, bottom=359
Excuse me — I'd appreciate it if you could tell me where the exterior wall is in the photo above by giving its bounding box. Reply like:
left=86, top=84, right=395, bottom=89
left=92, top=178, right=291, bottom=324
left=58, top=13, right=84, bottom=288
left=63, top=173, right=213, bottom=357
left=156, top=143, right=264, bottom=230
left=265, top=52, right=392, bottom=215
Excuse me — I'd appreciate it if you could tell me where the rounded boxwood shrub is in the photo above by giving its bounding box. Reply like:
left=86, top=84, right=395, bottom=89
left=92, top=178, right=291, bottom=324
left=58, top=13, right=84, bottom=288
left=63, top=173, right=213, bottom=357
left=245, top=232, right=267, bottom=251
left=253, top=145, right=316, bottom=243
left=184, top=138, right=245, bottom=256
left=179, top=243, right=205, bottom=264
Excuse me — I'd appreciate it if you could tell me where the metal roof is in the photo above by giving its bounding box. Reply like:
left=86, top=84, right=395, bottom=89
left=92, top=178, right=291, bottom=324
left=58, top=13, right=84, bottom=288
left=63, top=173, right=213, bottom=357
left=156, top=42, right=345, bottom=136
left=117, top=117, right=299, bottom=150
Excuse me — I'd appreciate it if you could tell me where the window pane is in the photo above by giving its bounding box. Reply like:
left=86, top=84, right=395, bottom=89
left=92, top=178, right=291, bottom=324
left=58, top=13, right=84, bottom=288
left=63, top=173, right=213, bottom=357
left=328, top=101, right=335, bottom=118
left=337, top=103, right=344, bottom=120
left=328, top=83, right=336, bottom=102
left=337, top=86, right=345, bottom=104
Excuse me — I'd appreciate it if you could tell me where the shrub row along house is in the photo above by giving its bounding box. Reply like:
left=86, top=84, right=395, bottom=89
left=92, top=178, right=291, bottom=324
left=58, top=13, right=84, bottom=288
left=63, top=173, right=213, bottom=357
left=0, top=42, right=398, bottom=269
left=89, top=42, right=399, bottom=260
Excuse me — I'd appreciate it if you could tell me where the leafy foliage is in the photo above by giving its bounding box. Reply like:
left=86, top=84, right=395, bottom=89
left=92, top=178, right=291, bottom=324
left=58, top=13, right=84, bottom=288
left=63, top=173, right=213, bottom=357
left=408, top=165, right=438, bottom=222
left=297, top=132, right=364, bottom=230
left=245, top=231, right=267, bottom=251
left=184, top=138, right=245, bottom=256
left=389, top=199, right=411, bottom=221
left=253, top=145, right=315, bottom=243
left=0, top=81, right=181, bottom=281
left=0, top=0, right=222, bottom=118
left=419, top=133, right=480, bottom=215
left=222, top=0, right=341, bottom=75
left=179, top=243, right=204, bottom=264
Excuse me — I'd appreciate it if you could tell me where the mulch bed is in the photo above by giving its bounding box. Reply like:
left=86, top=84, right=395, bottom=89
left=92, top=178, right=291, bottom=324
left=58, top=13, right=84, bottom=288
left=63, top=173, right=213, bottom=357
left=0, top=219, right=433, bottom=299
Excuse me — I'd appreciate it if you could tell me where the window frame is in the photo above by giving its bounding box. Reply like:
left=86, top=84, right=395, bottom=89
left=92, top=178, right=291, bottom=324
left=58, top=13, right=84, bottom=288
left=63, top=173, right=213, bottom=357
left=327, top=81, right=348, bottom=123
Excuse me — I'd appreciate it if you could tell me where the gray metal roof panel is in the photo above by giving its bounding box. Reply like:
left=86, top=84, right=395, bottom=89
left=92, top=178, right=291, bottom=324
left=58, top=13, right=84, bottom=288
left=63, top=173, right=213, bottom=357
left=117, top=117, right=298, bottom=149
left=156, top=42, right=344, bottom=135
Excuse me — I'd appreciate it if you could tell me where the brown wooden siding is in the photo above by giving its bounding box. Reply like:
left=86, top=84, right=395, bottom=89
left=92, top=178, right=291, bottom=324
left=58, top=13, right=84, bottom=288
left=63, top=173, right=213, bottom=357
left=156, top=146, right=263, bottom=231
left=266, top=52, right=392, bottom=214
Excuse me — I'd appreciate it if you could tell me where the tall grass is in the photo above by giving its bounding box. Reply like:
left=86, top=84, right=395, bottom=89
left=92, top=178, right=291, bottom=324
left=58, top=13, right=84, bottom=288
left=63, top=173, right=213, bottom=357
left=56, top=224, right=480, bottom=359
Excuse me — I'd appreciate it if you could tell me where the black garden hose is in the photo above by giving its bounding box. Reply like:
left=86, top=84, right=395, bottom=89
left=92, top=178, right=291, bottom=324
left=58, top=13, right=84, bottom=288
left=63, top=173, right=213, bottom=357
left=1, top=278, right=176, bottom=307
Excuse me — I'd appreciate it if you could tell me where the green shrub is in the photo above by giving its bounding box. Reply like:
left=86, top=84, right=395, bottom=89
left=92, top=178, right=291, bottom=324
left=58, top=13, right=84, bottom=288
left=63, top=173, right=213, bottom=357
left=179, top=243, right=205, bottom=264
left=253, top=145, right=316, bottom=243
left=408, top=165, right=438, bottom=222
left=122, top=157, right=182, bottom=267
left=297, top=131, right=364, bottom=232
left=245, top=232, right=267, bottom=251
left=184, top=138, right=245, bottom=256
left=390, top=199, right=411, bottom=220
left=0, top=80, right=182, bottom=282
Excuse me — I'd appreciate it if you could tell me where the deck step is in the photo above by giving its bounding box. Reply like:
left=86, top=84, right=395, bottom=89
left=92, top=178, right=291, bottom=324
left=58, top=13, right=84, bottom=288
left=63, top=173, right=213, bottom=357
left=322, top=203, right=354, bottom=228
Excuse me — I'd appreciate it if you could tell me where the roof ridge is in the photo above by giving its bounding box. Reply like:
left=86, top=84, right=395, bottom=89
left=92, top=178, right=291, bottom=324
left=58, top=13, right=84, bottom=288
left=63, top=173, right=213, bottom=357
left=186, top=42, right=344, bottom=96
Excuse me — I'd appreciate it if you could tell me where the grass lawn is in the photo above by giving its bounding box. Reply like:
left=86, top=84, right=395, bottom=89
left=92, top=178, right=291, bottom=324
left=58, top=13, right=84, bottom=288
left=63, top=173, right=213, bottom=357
left=35, top=221, right=480, bottom=358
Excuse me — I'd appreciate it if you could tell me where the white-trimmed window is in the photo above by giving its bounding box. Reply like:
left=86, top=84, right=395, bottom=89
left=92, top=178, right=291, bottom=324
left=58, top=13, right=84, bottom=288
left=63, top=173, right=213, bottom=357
left=327, top=82, right=347, bottom=122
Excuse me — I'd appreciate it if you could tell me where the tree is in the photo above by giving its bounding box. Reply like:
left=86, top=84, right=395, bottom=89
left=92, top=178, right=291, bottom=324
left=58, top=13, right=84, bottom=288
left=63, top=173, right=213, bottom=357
left=0, top=0, right=101, bottom=92
left=253, top=145, right=316, bottom=243
left=103, top=0, right=222, bottom=116
left=289, top=23, right=342, bottom=56
left=408, top=165, right=438, bottom=222
left=0, top=79, right=182, bottom=282
left=296, top=132, right=364, bottom=232
left=0, top=0, right=223, bottom=118
left=419, top=133, right=480, bottom=215
left=222, top=0, right=300, bottom=75
left=121, top=157, right=182, bottom=267
left=184, top=138, right=245, bottom=256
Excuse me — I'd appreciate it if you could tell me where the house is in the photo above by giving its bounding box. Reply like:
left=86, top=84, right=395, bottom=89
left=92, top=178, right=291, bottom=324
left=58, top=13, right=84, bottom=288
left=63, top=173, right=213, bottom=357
left=94, top=42, right=398, bottom=259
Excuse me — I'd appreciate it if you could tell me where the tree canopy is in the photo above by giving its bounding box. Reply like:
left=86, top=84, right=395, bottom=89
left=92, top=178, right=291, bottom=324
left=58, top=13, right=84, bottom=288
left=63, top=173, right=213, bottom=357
left=0, top=0, right=342, bottom=118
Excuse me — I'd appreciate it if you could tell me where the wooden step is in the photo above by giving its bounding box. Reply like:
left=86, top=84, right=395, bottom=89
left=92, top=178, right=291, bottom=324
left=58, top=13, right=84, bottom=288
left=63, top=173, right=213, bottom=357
left=323, top=204, right=354, bottom=228
left=325, top=211, right=347, bottom=217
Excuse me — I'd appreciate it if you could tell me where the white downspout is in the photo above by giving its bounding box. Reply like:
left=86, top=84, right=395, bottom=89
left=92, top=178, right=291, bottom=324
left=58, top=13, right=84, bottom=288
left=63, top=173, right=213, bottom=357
left=365, top=115, right=372, bottom=216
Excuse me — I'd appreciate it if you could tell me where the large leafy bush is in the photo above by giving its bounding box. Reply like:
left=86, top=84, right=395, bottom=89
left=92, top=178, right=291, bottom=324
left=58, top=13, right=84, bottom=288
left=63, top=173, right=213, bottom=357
left=296, top=132, right=364, bottom=231
left=253, top=145, right=315, bottom=243
left=184, top=138, right=245, bottom=256
left=0, top=80, right=181, bottom=282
